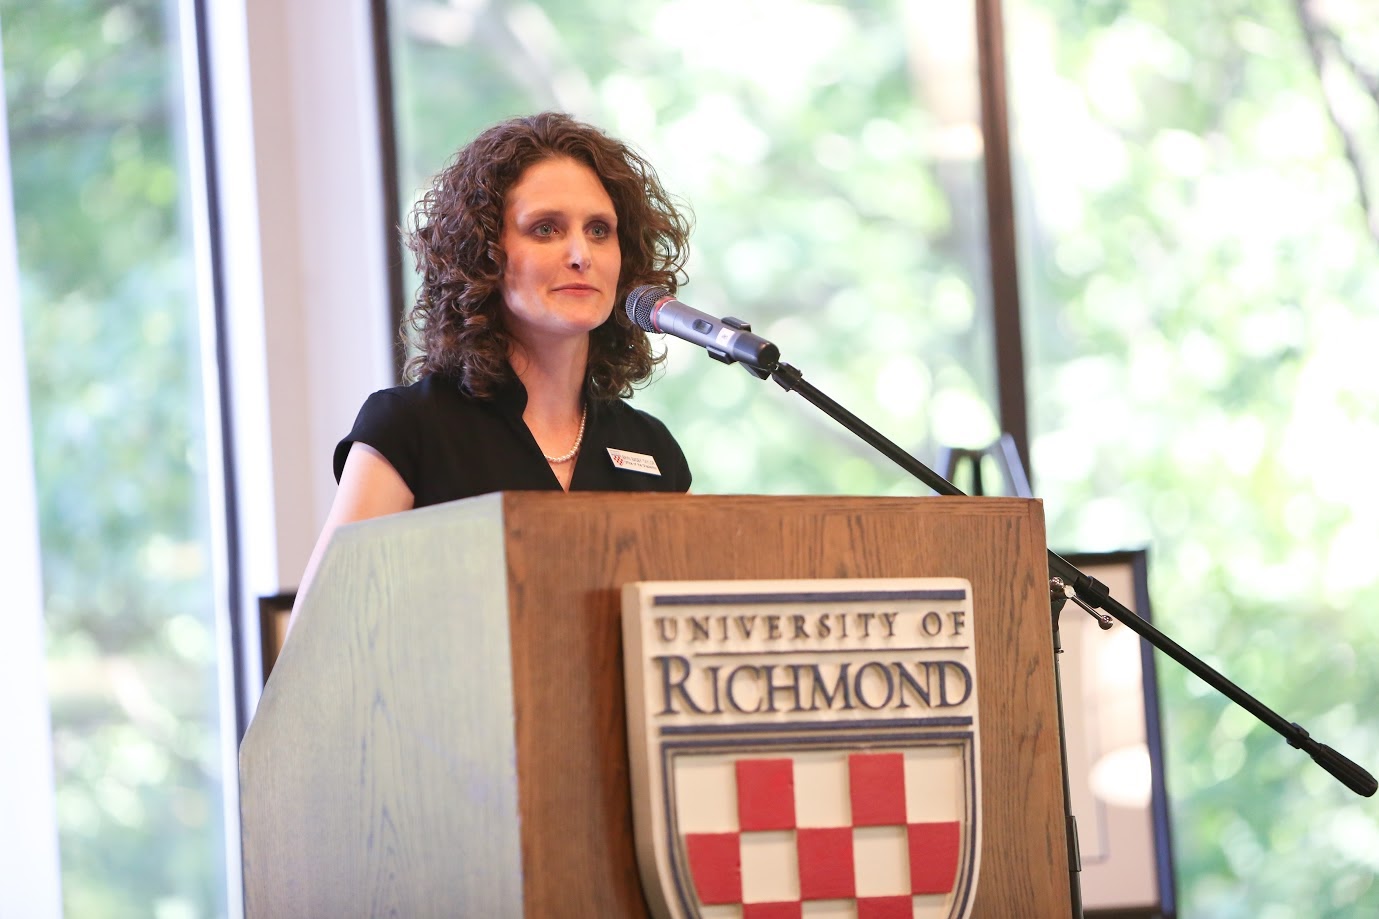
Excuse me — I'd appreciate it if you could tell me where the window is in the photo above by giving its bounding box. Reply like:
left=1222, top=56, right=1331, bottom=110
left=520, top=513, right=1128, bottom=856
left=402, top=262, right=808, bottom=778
left=2, top=0, right=233, bottom=914
left=386, top=0, right=1002, bottom=493
left=1008, top=0, right=1379, bottom=914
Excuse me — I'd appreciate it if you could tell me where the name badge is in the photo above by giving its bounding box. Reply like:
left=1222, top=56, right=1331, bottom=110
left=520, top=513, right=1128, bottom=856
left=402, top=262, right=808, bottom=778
left=607, top=448, right=661, bottom=476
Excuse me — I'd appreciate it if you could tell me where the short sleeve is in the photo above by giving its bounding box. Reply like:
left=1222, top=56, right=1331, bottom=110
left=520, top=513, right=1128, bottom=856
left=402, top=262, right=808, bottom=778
left=333, top=389, right=421, bottom=490
left=663, top=427, right=692, bottom=492
left=640, top=409, right=692, bottom=492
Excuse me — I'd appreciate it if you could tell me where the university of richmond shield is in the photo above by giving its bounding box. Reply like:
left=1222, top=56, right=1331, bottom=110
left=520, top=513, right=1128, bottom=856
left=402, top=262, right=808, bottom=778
left=622, top=579, right=982, bottom=919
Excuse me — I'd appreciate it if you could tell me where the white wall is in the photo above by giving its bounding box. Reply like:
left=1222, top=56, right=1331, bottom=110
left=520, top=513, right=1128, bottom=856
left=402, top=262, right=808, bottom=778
left=208, top=0, right=395, bottom=698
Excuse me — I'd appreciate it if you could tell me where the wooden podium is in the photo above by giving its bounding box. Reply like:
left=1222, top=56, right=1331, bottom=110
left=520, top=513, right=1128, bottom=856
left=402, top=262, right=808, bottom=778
left=240, top=492, right=1071, bottom=917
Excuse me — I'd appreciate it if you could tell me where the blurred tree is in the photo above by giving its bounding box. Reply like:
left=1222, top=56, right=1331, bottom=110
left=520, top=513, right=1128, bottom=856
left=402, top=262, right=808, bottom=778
left=1295, top=0, right=1379, bottom=245
left=1008, top=0, right=1379, bottom=915
left=389, top=0, right=1003, bottom=497
left=3, top=0, right=228, bottom=915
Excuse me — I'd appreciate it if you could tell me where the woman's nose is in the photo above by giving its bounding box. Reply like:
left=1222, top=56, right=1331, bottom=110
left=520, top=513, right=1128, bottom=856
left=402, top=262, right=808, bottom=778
left=567, top=236, right=591, bottom=270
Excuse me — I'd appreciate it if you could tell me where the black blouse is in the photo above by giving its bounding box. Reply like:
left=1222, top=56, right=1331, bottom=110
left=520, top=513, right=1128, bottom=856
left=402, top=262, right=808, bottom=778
left=334, top=374, right=692, bottom=506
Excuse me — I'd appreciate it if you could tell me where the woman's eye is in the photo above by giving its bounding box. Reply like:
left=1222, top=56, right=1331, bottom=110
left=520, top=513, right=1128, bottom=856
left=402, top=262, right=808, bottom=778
left=533, top=223, right=556, bottom=237
left=590, top=223, right=611, bottom=239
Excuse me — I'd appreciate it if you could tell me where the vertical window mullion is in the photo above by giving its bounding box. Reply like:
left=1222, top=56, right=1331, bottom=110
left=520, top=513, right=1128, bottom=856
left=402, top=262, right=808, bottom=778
left=975, top=0, right=1032, bottom=485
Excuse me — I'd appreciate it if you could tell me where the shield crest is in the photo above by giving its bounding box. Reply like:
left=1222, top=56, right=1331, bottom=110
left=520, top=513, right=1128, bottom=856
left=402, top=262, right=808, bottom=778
left=622, top=578, right=982, bottom=919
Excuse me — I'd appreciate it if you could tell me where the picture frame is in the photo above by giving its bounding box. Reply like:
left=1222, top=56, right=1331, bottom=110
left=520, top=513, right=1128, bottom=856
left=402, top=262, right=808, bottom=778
left=258, top=591, right=295, bottom=683
left=1059, top=549, right=1177, bottom=918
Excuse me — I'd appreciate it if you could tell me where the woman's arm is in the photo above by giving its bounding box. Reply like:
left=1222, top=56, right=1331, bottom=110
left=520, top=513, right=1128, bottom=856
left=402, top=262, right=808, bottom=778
left=290, top=442, right=415, bottom=623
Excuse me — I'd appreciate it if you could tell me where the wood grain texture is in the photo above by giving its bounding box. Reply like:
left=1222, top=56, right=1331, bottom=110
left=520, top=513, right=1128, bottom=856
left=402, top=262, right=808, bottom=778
left=501, top=493, right=1070, bottom=917
left=240, top=494, right=527, bottom=917
left=240, top=492, right=1071, bottom=917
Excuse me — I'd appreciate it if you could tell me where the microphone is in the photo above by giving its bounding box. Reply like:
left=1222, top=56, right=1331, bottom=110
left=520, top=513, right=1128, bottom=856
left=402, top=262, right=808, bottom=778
left=625, top=285, right=780, bottom=370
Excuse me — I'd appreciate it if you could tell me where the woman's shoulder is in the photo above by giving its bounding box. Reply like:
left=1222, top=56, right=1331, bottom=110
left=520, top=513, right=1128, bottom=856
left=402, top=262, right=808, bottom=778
left=342, top=375, right=474, bottom=457
left=361, top=374, right=473, bottom=415
left=600, top=396, right=673, bottom=433
left=335, top=374, right=482, bottom=486
left=597, top=398, right=686, bottom=459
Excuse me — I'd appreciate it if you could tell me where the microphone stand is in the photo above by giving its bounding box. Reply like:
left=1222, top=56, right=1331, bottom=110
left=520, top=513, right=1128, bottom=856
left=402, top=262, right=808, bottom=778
left=724, top=347, right=1377, bottom=911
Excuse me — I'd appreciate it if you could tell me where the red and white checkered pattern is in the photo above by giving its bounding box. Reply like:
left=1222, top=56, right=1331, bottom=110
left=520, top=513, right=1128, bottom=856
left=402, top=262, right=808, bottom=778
left=675, top=750, right=966, bottom=919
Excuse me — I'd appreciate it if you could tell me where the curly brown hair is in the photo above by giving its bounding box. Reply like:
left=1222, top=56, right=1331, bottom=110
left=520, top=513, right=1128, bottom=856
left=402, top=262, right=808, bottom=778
left=403, top=112, right=692, bottom=399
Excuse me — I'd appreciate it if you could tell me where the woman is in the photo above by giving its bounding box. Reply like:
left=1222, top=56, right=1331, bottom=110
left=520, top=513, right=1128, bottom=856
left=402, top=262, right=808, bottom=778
left=297, top=113, right=693, bottom=597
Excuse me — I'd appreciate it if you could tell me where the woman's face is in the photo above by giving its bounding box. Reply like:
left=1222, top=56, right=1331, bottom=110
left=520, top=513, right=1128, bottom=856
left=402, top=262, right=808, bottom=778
left=499, top=156, right=622, bottom=349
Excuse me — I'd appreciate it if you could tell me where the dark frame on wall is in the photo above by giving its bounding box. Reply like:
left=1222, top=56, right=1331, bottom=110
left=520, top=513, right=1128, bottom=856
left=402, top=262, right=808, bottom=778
left=1061, top=548, right=1178, bottom=919
left=258, top=592, right=296, bottom=683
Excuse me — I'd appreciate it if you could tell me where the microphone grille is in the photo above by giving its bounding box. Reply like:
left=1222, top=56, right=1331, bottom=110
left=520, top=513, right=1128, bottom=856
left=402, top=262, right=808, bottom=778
left=625, top=285, right=669, bottom=332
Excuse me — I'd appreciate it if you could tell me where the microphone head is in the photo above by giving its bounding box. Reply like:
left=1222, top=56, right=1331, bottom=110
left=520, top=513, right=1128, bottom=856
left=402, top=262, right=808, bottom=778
left=625, top=285, right=670, bottom=332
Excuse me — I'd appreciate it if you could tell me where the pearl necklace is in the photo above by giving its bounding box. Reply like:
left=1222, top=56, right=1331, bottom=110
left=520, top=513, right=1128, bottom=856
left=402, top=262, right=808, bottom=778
left=543, top=404, right=588, bottom=464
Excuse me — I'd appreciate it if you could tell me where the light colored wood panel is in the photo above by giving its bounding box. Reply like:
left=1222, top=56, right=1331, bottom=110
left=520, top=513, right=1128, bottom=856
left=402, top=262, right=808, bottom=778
left=241, top=494, right=525, bottom=918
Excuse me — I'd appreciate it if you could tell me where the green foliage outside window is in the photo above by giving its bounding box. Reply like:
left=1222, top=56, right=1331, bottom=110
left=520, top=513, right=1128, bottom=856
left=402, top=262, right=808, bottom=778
left=389, top=0, right=1002, bottom=496
left=1009, top=0, right=1379, bottom=914
left=2, top=0, right=228, bottom=916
